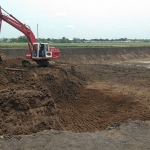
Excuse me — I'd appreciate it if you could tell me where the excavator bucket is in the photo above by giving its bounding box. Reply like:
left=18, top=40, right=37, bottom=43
left=0, top=53, right=5, bottom=63
left=0, top=6, right=2, bottom=32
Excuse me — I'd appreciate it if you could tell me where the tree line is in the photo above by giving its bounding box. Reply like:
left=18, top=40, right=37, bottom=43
left=0, top=36, right=150, bottom=43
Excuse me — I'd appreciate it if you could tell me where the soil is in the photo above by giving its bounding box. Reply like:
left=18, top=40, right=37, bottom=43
left=0, top=47, right=150, bottom=149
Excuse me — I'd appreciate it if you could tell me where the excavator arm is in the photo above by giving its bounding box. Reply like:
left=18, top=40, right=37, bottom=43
left=0, top=6, right=36, bottom=52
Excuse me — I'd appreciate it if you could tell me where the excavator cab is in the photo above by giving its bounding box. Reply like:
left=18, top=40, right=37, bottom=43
left=32, top=43, right=52, bottom=59
left=24, top=42, right=60, bottom=67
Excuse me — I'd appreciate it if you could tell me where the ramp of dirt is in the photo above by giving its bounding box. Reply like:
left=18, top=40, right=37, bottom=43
left=0, top=58, right=86, bottom=135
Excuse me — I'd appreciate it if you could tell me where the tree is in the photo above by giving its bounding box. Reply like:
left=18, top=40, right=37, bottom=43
left=17, top=36, right=28, bottom=42
left=59, top=37, right=70, bottom=43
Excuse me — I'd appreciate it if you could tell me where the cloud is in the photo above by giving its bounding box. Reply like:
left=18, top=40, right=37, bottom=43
left=122, top=26, right=130, bottom=29
left=25, top=20, right=30, bottom=23
left=47, top=15, right=52, bottom=18
left=116, top=26, right=130, bottom=29
left=86, top=26, right=94, bottom=29
left=38, top=26, right=46, bottom=32
left=65, top=25, right=75, bottom=29
left=105, top=27, right=110, bottom=30
left=54, top=12, right=67, bottom=17
left=102, top=15, right=108, bottom=19
left=48, top=25, right=55, bottom=29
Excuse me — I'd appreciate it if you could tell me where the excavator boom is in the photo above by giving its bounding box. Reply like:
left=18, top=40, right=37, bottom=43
left=0, top=7, right=36, bottom=45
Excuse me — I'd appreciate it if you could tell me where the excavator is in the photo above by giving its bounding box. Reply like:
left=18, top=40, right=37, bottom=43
left=0, top=7, right=60, bottom=67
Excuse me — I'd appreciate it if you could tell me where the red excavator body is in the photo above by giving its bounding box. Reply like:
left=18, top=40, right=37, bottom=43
left=0, top=6, right=60, bottom=66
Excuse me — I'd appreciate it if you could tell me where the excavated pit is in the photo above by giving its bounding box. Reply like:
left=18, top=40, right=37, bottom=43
left=0, top=47, right=150, bottom=135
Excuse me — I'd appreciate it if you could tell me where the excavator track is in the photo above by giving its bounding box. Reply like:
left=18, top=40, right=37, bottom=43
left=22, top=60, right=31, bottom=68
left=22, top=60, right=49, bottom=68
left=35, top=60, right=50, bottom=67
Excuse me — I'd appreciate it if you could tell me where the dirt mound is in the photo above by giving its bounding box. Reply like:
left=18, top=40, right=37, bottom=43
left=0, top=58, right=86, bottom=135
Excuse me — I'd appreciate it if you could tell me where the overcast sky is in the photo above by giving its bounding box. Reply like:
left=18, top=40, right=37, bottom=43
left=1, top=0, right=150, bottom=39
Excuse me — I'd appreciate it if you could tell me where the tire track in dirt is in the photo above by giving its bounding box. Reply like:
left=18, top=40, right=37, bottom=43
left=57, top=88, right=150, bottom=132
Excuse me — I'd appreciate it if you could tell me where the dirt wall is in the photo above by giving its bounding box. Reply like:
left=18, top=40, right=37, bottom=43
left=1, top=47, right=150, bottom=64
left=58, top=47, right=150, bottom=64
left=0, top=48, right=29, bottom=58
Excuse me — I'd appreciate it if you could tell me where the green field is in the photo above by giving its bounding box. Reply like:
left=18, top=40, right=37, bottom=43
left=1, top=42, right=150, bottom=48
